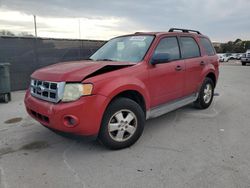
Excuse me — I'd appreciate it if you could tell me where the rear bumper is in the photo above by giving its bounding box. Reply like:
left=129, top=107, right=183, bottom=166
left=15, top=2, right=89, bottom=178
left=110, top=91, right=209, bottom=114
left=24, top=90, right=109, bottom=136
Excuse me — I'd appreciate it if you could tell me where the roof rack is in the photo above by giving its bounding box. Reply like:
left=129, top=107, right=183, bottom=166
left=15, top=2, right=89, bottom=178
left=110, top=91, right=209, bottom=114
left=169, top=28, right=201, bottom=35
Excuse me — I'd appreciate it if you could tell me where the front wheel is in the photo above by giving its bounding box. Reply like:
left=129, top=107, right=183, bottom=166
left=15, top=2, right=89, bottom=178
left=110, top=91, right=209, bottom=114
left=242, top=62, right=246, bottom=66
left=194, top=77, right=214, bottom=109
left=98, top=98, right=145, bottom=150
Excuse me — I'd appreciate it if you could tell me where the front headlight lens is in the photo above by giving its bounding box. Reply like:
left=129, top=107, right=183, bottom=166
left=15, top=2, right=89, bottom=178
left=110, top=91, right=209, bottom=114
left=62, top=83, right=93, bottom=102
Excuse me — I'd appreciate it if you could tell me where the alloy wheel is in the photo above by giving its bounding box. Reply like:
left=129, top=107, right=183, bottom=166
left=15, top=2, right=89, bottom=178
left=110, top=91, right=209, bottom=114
left=108, top=109, right=137, bottom=142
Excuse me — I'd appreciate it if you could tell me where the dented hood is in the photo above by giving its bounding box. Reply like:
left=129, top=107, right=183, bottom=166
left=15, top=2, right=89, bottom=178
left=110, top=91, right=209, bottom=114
left=31, top=60, right=136, bottom=82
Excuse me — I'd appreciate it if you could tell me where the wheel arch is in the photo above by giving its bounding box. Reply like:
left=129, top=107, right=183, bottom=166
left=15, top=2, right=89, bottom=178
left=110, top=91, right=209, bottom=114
left=205, top=72, right=217, bottom=86
left=109, top=90, right=147, bottom=116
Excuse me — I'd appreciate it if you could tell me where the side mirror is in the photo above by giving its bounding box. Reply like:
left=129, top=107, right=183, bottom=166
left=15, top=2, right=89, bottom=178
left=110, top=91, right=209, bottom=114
left=150, top=53, right=170, bottom=65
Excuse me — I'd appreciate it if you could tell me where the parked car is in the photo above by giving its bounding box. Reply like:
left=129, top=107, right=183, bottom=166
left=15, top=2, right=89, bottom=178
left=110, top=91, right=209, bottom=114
left=236, top=53, right=243, bottom=60
left=230, top=53, right=238, bottom=60
left=241, top=50, right=250, bottom=66
left=218, top=54, right=230, bottom=62
left=24, top=28, right=219, bottom=149
left=218, top=54, right=225, bottom=62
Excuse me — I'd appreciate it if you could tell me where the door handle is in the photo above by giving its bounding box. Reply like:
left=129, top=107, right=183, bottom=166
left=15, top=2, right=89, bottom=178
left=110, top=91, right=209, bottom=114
left=200, top=61, right=206, bottom=66
left=175, top=65, right=182, bottom=71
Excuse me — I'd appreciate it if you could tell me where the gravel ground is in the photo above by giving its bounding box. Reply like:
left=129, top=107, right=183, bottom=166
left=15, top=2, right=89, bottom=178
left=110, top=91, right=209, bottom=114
left=0, top=61, right=250, bottom=188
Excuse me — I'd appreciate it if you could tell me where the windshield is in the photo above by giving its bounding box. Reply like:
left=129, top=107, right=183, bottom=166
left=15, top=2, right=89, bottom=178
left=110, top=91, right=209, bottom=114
left=90, top=35, right=154, bottom=63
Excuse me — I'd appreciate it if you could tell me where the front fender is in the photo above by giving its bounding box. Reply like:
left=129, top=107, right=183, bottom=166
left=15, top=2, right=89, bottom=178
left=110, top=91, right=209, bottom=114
left=93, top=77, right=151, bottom=110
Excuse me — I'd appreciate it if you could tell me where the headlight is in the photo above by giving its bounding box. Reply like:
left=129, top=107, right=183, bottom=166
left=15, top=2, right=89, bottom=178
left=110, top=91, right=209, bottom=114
left=62, top=83, right=93, bottom=102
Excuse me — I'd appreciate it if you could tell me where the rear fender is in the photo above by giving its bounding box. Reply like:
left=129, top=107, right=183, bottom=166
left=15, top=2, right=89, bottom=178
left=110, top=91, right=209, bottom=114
left=200, top=64, right=218, bottom=88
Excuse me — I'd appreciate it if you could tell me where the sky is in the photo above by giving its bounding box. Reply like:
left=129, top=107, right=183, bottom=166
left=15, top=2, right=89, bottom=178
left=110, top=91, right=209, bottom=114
left=0, top=0, right=250, bottom=42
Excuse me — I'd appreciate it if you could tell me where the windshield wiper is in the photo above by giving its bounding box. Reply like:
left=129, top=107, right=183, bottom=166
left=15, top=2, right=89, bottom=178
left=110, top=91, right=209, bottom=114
left=95, top=58, right=114, bottom=61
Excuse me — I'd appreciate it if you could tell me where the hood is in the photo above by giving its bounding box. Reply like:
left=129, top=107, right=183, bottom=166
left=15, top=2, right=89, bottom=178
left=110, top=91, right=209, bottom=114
left=31, top=60, right=136, bottom=82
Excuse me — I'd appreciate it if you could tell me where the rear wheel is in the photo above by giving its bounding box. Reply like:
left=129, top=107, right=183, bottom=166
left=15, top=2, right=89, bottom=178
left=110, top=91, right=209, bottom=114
left=98, top=97, right=145, bottom=150
left=194, top=77, right=214, bottom=109
left=242, top=62, right=246, bottom=66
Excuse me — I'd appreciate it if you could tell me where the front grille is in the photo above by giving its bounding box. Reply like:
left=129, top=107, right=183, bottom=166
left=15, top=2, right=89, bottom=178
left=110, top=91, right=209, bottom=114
left=30, top=79, right=65, bottom=103
left=247, top=53, right=250, bottom=58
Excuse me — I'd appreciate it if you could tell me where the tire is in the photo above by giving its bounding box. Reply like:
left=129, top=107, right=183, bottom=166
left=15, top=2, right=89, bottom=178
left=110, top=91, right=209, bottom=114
left=194, top=77, right=214, bottom=109
left=3, top=94, right=9, bottom=103
left=98, top=97, right=145, bottom=150
left=242, top=62, right=246, bottom=66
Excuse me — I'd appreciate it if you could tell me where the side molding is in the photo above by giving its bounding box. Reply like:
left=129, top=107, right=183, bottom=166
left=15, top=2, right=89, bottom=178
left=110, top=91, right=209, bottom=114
left=146, top=93, right=199, bottom=119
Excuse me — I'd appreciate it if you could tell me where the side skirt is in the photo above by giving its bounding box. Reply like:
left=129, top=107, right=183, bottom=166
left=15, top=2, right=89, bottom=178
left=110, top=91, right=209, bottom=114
left=146, top=93, right=198, bottom=119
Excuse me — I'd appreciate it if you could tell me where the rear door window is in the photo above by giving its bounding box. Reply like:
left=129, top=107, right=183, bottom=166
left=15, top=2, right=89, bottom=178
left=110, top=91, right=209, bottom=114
left=180, top=37, right=200, bottom=59
left=200, top=37, right=215, bottom=56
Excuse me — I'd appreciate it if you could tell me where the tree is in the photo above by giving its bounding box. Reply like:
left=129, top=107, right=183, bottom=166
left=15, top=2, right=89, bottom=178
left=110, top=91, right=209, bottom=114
left=234, top=38, right=242, bottom=44
left=219, top=39, right=250, bottom=53
left=243, top=41, right=250, bottom=51
left=0, top=30, right=15, bottom=36
left=0, top=30, right=34, bottom=37
left=18, top=32, right=34, bottom=37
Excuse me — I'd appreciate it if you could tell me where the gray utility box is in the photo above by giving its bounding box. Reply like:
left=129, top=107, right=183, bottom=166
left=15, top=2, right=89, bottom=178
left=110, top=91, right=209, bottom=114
left=0, top=63, right=11, bottom=103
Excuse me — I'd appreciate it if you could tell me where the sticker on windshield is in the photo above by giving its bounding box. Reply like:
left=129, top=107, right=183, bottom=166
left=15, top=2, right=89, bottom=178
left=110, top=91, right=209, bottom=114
left=129, top=36, right=146, bottom=41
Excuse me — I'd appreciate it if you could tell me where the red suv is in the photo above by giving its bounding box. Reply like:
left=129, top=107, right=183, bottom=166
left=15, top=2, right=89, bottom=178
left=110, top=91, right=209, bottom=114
left=24, top=28, right=219, bottom=149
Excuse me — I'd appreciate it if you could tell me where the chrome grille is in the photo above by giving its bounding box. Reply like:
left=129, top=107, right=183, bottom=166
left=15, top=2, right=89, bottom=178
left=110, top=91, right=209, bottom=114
left=30, top=79, right=65, bottom=103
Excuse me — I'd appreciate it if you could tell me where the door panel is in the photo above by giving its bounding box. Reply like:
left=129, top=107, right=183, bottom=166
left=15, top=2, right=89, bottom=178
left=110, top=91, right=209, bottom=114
left=149, top=59, right=185, bottom=107
left=148, top=36, right=185, bottom=107
left=179, top=36, right=204, bottom=96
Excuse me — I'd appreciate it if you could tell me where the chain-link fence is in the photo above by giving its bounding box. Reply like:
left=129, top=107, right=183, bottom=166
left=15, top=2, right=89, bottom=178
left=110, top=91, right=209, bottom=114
left=0, top=36, right=105, bottom=91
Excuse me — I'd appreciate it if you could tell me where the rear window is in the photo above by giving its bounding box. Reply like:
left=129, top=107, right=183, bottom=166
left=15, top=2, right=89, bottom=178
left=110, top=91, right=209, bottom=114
left=200, top=38, right=215, bottom=56
left=180, top=37, right=200, bottom=59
